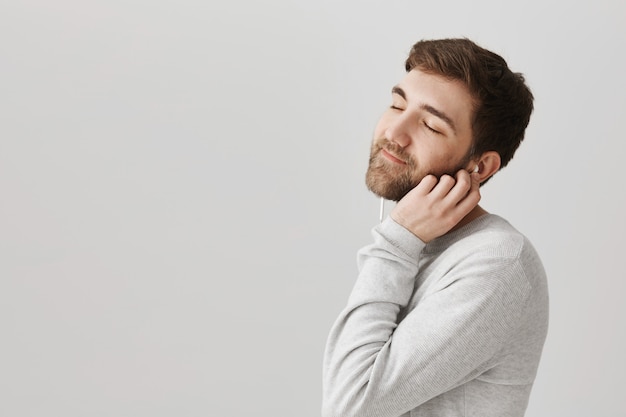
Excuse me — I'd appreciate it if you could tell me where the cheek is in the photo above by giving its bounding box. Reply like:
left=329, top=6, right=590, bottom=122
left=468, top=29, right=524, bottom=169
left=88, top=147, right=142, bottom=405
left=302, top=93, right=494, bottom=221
left=407, top=146, right=442, bottom=172
left=417, top=145, right=461, bottom=174
left=424, top=142, right=457, bottom=160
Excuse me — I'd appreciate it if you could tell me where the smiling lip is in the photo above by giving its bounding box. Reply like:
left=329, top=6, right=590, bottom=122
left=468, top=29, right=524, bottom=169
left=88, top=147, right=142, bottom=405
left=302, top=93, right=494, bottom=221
left=381, top=149, right=406, bottom=164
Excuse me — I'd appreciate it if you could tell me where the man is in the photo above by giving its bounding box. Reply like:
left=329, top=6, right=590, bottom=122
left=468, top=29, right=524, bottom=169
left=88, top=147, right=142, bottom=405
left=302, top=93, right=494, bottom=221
left=322, top=39, right=549, bottom=417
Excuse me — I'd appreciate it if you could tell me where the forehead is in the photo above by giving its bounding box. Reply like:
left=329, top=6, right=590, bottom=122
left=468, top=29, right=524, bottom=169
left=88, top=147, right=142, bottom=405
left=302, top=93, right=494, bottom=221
left=396, top=69, right=476, bottom=131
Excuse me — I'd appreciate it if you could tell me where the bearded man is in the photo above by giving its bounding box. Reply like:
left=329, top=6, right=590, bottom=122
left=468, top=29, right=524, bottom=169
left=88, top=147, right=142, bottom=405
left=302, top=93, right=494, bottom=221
left=322, top=38, right=549, bottom=417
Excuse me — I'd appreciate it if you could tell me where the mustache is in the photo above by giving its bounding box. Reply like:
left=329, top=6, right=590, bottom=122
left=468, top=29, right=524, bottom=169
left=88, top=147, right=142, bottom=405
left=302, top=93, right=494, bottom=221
left=374, top=138, right=415, bottom=166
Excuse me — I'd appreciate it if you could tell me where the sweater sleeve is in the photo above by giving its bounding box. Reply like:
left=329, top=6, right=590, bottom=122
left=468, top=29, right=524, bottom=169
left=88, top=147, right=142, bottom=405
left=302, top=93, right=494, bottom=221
left=321, top=218, right=532, bottom=417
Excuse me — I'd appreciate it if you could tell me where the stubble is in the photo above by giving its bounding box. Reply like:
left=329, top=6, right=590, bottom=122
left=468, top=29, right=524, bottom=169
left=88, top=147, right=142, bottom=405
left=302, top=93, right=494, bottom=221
left=365, top=138, right=473, bottom=202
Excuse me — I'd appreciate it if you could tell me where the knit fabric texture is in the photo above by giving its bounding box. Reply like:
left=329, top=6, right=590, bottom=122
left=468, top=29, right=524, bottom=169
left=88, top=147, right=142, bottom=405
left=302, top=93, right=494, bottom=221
left=322, top=214, right=549, bottom=417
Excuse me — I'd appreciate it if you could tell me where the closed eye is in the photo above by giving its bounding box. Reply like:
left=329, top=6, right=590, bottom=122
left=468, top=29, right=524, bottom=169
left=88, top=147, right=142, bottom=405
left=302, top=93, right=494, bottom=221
left=424, top=122, right=442, bottom=135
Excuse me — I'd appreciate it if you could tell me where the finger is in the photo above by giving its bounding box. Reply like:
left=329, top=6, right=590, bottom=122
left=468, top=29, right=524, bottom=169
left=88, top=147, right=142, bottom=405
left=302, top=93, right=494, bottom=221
left=415, top=174, right=439, bottom=194
left=454, top=172, right=481, bottom=213
left=442, top=170, right=472, bottom=204
left=429, top=174, right=456, bottom=199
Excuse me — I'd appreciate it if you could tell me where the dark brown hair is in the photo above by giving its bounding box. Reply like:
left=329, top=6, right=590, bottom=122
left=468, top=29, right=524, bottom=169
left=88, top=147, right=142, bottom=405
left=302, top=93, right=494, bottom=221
left=405, top=38, right=534, bottom=177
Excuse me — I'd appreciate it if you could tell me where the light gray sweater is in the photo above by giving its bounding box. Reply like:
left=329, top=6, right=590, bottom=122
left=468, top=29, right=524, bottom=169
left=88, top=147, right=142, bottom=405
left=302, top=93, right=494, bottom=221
left=322, top=214, right=549, bottom=417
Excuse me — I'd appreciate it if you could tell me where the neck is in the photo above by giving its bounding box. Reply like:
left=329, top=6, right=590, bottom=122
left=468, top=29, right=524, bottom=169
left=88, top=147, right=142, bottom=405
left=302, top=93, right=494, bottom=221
left=450, top=204, right=488, bottom=233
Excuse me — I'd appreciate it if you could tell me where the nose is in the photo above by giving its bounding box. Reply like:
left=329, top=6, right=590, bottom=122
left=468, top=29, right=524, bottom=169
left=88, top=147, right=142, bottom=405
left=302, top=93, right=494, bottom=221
left=385, top=114, right=412, bottom=148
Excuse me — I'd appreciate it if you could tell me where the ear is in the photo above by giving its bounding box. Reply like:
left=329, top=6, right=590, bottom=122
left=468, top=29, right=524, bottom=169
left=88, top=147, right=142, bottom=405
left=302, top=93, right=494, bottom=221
left=473, top=151, right=501, bottom=183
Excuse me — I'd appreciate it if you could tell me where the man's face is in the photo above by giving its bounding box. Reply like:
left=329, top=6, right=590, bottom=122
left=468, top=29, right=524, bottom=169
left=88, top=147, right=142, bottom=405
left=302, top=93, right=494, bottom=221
left=366, top=68, right=476, bottom=201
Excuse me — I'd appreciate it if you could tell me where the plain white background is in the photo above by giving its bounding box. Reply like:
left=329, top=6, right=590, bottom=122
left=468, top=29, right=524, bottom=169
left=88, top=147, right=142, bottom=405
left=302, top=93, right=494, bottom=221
left=1, top=1, right=625, bottom=416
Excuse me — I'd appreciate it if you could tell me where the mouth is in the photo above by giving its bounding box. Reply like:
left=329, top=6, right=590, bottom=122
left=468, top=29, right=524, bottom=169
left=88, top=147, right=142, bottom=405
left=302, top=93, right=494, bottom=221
left=380, top=148, right=407, bottom=165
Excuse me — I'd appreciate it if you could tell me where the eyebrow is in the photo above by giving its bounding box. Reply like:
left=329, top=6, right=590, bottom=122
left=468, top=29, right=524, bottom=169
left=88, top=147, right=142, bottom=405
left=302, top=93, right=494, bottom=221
left=391, top=86, right=457, bottom=134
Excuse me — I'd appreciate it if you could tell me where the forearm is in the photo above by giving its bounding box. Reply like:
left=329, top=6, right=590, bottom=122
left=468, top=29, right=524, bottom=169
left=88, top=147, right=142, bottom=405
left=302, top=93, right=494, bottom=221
left=322, top=218, right=424, bottom=417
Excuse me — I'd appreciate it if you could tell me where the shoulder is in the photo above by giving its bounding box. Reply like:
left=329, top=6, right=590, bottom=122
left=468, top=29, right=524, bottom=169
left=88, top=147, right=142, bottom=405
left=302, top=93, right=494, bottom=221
left=435, top=214, right=538, bottom=260
left=426, top=214, right=546, bottom=289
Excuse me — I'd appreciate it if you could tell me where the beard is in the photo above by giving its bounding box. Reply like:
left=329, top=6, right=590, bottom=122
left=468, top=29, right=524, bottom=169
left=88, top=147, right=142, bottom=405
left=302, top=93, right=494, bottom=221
left=365, top=137, right=473, bottom=202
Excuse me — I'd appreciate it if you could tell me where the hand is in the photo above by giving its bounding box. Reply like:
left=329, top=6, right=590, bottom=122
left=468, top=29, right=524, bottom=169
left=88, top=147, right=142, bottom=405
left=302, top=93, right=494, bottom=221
left=390, top=170, right=481, bottom=243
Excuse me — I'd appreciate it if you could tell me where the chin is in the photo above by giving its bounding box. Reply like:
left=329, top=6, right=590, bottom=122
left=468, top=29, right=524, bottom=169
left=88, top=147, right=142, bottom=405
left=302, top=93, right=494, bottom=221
left=372, top=188, right=409, bottom=202
left=365, top=151, right=419, bottom=202
left=365, top=172, right=412, bottom=202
